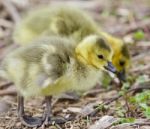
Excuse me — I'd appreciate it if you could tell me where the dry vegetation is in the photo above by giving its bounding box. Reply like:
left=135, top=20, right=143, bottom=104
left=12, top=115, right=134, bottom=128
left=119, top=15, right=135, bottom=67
left=0, top=0, right=150, bottom=129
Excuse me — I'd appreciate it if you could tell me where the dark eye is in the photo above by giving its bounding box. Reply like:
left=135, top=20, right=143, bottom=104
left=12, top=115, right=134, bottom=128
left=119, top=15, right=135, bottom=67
left=120, top=61, right=125, bottom=66
left=98, top=54, right=104, bottom=59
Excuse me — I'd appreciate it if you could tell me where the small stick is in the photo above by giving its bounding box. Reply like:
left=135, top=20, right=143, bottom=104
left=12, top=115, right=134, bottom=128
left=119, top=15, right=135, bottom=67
left=130, top=122, right=150, bottom=126
left=0, top=82, right=13, bottom=90
left=1, top=0, right=20, bottom=23
left=113, top=122, right=150, bottom=128
left=130, top=64, right=150, bottom=73
left=0, top=89, right=16, bottom=96
left=123, top=19, right=150, bottom=35
left=113, top=19, right=150, bottom=36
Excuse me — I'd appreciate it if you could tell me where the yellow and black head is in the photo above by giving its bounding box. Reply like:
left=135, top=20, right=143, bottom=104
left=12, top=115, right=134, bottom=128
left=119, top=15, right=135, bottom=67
left=100, top=32, right=131, bottom=82
left=112, top=44, right=130, bottom=81
left=75, top=35, right=116, bottom=73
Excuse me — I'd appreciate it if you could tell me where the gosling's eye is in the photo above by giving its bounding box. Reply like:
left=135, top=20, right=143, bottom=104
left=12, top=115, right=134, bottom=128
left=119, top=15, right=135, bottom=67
left=98, top=54, right=104, bottom=59
left=120, top=61, right=125, bottom=66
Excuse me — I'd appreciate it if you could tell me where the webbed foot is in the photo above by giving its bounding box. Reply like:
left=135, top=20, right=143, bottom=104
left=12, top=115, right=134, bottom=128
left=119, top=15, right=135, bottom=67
left=20, top=115, right=43, bottom=127
left=44, top=116, right=67, bottom=126
left=18, top=95, right=44, bottom=127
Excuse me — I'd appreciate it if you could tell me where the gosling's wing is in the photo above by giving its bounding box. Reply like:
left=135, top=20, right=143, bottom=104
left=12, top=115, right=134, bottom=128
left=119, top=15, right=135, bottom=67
left=1, top=41, right=71, bottom=97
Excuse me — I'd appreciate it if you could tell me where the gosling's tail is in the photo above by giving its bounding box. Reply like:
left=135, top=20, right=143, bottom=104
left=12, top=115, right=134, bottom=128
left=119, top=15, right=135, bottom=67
left=13, top=23, right=37, bottom=45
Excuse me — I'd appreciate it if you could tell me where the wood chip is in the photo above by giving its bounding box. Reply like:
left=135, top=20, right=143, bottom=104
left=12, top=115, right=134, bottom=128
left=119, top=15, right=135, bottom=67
left=89, top=116, right=119, bottom=129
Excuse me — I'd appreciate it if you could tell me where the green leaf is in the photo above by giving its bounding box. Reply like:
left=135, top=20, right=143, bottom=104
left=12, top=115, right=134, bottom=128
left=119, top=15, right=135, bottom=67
left=114, top=118, right=135, bottom=125
left=116, top=110, right=125, bottom=117
left=139, top=103, right=150, bottom=118
left=115, top=105, right=126, bottom=117
left=134, top=90, right=150, bottom=103
left=129, top=90, right=150, bottom=118
left=122, top=82, right=130, bottom=90
left=139, top=103, right=148, bottom=109
left=121, top=118, right=135, bottom=123
left=129, top=96, right=136, bottom=103
left=144, top=107, right=150, bottom=118
left=133, top=30, right=145, bottom=40
left=118, top=90, right=125, bottom=96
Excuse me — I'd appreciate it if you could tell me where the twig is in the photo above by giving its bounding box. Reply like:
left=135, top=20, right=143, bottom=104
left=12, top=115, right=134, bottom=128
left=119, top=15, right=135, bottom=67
left=0, top=82, right=13, bottom=90
left=136, top=41, right=150, bottom=47
left=0, top=43, right=10, bottom=49
left=112, top=121, right=150, bottom=128
left=129, top=81, right=150, bottom=92
left=132, top=51, right=150, bottom=62
left=1, top=0, right=20, bottom=23
left=0, top=89, right=16, bottom=96
left=83, top=88, right=106, bottom=96
left=114, top=19, right=150, bottom=36
left=55, top=124, right=63, bottom=129
left=0, top=19, right=13, bottom=28
left=103, top=94, right=122, bottom=105
left=88, top=94, right=122, bottom=117
left=130, top=64, right=150, bottom=73
left=123, top=19, right=150, bottom=35
left=130, top=122, right=150, bottom=126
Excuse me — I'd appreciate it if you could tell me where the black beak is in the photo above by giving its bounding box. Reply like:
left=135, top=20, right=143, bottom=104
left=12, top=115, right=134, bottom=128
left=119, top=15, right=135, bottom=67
left=117, top=70, right=126, bottom=82
left=104, top=61, right=116, bottom=73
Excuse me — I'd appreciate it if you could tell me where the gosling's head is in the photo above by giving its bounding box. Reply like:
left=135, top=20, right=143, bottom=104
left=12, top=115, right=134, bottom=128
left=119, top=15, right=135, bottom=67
left=98, top=32, right=131, bottom=81
left=112, top=43, right=130, bottom=81
left=75, top=35, right=116, bottom=73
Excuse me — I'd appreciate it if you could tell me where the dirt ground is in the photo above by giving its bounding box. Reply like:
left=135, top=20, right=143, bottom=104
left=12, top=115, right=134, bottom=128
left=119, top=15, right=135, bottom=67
left=0, top=0, right=150, bottom=129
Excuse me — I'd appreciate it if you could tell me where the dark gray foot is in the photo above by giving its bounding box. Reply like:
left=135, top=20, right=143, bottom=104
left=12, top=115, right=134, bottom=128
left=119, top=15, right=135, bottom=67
left=43, top=96, right=72, bottom=126
left=20, top=115, right=44, bottom=127
left=18, top=95, right=44, bottom=127
left=43, top=116, right=68, bottom=126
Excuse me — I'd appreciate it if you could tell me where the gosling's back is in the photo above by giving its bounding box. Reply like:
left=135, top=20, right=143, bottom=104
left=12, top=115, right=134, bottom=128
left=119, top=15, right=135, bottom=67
left=13, top=6, right=99, bottom=44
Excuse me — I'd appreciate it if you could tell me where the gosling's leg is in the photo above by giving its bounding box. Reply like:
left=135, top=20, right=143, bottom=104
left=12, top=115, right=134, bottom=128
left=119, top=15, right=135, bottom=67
left=43, top=96, right=52, bottom=125
left=43, top=96, right=67, bottom=126
left=18, top=95, right=43, bottom=127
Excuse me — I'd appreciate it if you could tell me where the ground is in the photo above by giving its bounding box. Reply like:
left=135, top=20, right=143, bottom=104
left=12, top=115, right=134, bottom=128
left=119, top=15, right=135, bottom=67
left=0, top=0, right=150, bottom=129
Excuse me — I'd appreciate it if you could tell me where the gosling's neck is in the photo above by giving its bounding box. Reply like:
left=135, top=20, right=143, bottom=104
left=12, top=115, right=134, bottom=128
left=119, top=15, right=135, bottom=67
left=74, top=42, right=92, bottom=67
left=75, top=47, right=88, bottom=66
